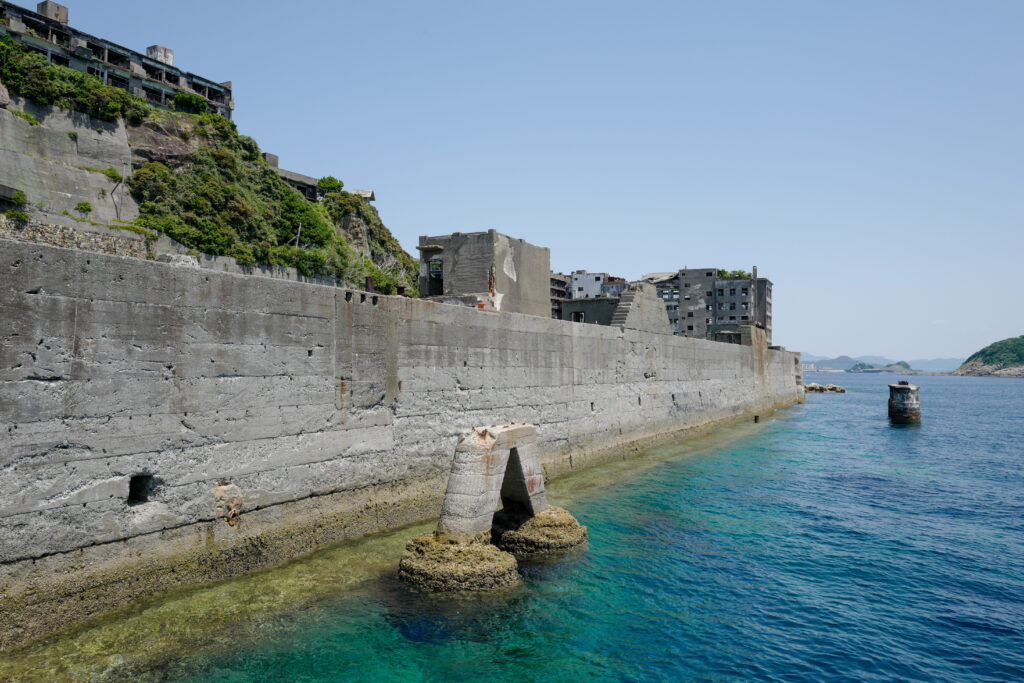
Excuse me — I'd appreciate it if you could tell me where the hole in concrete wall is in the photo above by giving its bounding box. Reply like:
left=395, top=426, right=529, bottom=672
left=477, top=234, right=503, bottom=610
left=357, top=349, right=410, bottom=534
left=307, top=349, right=313, bottom=357
left=638, top=396, right=642, bottom=406
left=345, top=291, right=352, bottom=302
left=590, top=402, right=595, bottom=412
left=128, top=474, right=155, bottom=505
left=360, top=293, right=367, bottom=303
left=372, top=296, right=379, bottom=305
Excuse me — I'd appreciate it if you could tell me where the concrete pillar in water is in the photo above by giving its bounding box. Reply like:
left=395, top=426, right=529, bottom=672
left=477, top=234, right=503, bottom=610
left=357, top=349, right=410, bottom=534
left=398, top=423, right=587, bottom=592
left=888, top=382, right=921, bottom=424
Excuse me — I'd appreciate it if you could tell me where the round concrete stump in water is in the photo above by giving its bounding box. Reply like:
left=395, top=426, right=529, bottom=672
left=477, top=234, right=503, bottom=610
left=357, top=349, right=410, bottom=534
left=398, top=533, right=520, bottom=592
left=493, top=506, right=588, bottom=556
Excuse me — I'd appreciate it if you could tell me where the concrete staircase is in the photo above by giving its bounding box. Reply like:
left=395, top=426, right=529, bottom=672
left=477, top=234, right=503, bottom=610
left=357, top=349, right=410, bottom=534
left=610, top=288, right=636, bottom=327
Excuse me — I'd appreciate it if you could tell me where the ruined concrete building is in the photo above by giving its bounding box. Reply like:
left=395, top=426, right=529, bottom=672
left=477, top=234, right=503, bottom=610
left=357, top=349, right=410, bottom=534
left=644, top=267, right=773, bottom=344
left=0, top=1, right=234, bottom=118
left=549, top=271, right=569, bottom=319
left=417, top=230, right=551, bottom=318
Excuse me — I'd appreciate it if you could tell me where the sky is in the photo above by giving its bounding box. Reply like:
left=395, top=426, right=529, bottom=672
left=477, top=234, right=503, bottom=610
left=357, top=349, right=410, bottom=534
left=64, top=0, right=1024, bottom=359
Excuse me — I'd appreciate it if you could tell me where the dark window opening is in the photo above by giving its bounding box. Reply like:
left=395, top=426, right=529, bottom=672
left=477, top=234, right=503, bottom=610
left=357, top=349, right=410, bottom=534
left=687, top=312, right=693, bottom=317
left=87, top=41, right=106, bottom=60
left=572, top=311, right=585, bottom=323
left=49, top=53, right=69, bottom=67
left=50, top=29, right=69, bottom=47
left=717, top=288, right=724, bottom=296
left=107, top=50, right=130, bottom=69
left=687, top=325, right=694, bottom=331
left=729, top=288, right=736, bottom=296
left=144, top=63, right=163, bottom=80
left=108, top=73, right=129, bottom=91
left=128, top=474, right=155, bottom=505
left=142, top=86, right=162, bottom=104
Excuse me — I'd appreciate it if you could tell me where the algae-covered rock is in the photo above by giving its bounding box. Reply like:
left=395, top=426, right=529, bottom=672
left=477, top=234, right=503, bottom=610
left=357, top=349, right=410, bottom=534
left=398, top=533, right=519, bottom=592
left=493, top=505, right=588, bottom=556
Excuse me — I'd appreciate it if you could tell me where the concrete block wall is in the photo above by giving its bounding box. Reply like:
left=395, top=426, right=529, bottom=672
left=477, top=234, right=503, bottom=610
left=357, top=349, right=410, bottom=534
left=0, top=238, right=802, bottom=645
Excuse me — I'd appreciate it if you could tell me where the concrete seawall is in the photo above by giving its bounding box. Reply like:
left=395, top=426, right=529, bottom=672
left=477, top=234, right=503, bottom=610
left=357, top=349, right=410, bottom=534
left=0, top=238, right=803, bottom=649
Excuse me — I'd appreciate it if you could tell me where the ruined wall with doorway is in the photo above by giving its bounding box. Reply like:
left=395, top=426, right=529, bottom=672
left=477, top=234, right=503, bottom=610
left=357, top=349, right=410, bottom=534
left=417, top=229, right=550, bottom=317
left=0, top=237, right=802, bottom=649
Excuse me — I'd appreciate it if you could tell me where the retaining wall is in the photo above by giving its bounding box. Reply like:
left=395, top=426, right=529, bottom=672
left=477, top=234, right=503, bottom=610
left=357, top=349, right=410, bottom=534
left=0, top=238, right=803, bottom=648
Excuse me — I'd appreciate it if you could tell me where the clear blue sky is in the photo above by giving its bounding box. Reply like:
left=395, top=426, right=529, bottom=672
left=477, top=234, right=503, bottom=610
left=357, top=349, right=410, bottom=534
left=68, top=0, right=1023, bottom=359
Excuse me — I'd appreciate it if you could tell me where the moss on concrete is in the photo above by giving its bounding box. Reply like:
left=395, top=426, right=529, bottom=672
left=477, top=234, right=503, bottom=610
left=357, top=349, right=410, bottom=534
left=493, top=506, right=588, bottom=556
left=398, top=533, right=519, bottom=592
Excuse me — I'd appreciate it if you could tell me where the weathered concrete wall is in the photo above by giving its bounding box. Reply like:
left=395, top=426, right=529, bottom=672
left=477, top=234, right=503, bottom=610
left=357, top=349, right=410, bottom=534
left=0, top=238, right=802, bottom=648
left=417, top=230, right=551, bottom=317
left=0, top=97, right=138, bottom=226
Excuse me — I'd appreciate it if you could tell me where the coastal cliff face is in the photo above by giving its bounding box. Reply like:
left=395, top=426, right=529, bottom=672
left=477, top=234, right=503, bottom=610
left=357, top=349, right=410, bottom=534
left=0, top=238, right=803, bottom=649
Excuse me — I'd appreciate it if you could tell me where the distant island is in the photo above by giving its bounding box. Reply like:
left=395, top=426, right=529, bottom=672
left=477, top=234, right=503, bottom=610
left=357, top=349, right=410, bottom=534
left=803, top=355, right=964, bottom=373
left=953, top=336, right=1024, bottom=377
left=848, top=360, right=914, bottom=373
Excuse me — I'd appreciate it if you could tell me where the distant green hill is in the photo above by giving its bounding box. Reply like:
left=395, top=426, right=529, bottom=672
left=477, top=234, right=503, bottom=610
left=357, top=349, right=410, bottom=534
left=955, top=336, right=1024, bottom=376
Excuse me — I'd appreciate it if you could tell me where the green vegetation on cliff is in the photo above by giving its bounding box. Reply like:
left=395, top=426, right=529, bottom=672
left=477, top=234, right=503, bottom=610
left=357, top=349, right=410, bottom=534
left=959, top=336, right=1024, bottom=370
left=0, top=36, right=148, bottom=122
left=0, top=35, right=418, bottom=293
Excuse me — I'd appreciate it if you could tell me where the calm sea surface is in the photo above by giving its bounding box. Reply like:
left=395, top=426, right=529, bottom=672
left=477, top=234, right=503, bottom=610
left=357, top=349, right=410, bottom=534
left=5, top=373, right=1023, bottom=681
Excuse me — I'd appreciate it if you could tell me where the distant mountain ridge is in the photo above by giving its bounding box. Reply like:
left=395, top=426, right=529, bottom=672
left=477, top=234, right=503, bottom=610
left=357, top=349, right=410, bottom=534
left=803, top=354, right=966, bottom=372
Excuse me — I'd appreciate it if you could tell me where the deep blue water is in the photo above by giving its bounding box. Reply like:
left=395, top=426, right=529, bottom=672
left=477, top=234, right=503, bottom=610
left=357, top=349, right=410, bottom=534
left=172, top=373, right=1024, bottom=682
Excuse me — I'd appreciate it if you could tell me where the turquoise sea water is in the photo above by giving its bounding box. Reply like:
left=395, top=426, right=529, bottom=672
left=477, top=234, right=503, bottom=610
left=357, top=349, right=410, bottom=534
left=154, top=373, right=1023, bottom=682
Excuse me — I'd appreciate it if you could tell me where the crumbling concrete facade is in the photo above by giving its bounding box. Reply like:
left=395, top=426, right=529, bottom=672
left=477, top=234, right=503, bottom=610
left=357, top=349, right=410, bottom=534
left=0, top=238, right=803, bottom=648
left=417, top=230, right=551, bottom=318
left=0, top=1, right=234, bottom=118
left=647, top=267, right=774, bottom=343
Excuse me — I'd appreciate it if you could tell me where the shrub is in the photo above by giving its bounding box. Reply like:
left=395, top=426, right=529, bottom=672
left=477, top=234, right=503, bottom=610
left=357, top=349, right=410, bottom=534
left=75, top=201, right=93, bottom=215
left=171, top=91, right=209, bottom=114
left=4, top=210, right=30, bottom=223
left=10, top=190, right=28, bottom=207
left=67, top=130, right=78, bottom=140
left=8, top=108, right=39, bottom=125
left=318, top=176, right=344, bottom=192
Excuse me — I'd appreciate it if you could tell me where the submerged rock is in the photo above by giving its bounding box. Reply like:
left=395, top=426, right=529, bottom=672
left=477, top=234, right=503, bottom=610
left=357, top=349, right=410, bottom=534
left=398, top=533, right=519, bottom=592
left=492, top=505, right=588, bottom=556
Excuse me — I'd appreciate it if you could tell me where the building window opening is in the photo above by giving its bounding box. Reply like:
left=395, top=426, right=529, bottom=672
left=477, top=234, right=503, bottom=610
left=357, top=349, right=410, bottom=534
left=729, top=288, right=736, bottom=296
left=50, top=53, right=69, bottom=67
left=572, top=311, right=585, bottom=323
left=107, top=50, right=130, bottom=69
left=741, top=287, right=748, bottom=296
left=687, top=312, right=693, bottom=317
left=87, top=41, right=106, bottom=60
left=107, top=73, right=129, bottom=91
left=143, top=87, right=163, bottom=104
left=128, top=474, right=156, bottom=505
left=717, top=288, right=724, bottom=296
left=687, top=325, right=694, bottom=331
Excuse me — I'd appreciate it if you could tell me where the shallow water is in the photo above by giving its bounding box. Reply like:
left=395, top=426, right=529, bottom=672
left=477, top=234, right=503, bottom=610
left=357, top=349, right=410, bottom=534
left=5, top=373, right=1024, bottom=681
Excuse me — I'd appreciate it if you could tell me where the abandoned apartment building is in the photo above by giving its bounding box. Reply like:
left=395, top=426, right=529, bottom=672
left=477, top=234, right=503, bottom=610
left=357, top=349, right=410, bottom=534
left=0, top=1, right=234, bottom=118
left=643, top=268, right=773, bottom=344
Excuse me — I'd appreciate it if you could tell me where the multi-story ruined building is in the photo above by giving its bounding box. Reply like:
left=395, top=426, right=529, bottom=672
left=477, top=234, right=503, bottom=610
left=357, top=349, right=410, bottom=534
left=0, top=1, right=234, bottom=118
left=644, top=267, right=773, bottom=343
left=549, top=271, right=569, bottom=319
